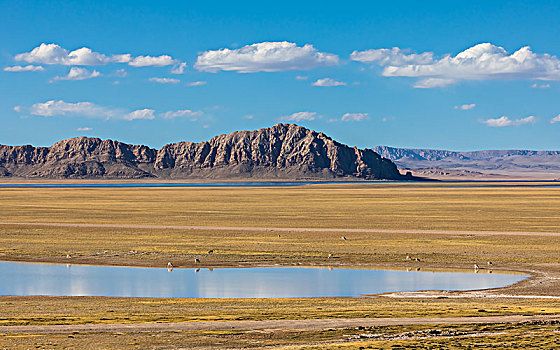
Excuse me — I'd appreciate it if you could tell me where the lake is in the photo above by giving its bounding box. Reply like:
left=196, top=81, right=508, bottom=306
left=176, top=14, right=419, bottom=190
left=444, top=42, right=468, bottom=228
left=0, top=261, right=527, bottom=298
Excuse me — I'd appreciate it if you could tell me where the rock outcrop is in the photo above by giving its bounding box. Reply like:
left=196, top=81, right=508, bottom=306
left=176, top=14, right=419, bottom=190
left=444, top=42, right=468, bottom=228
left=0, top=124, right=407, bottom=180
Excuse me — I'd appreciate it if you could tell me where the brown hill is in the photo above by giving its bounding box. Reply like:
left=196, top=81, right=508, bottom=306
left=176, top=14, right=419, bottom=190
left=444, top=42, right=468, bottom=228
left=0, top=124, right=408, bottom=180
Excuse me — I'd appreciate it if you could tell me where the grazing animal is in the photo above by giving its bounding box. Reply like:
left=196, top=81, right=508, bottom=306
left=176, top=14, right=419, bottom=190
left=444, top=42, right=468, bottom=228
left=416, top=267, right=421, bottom=271
left=474, top=264, right=480, bottom=270
left=328, top=253, right=332, bottom=259
left=406, top=255, right=412, bottom=261
left=167, top=262, right=173, bottom=268
left=194, top=258, right=200, bottom=263
left=207, top=250, right=214, bottom=255
left=414, top=258, right=421, bottom=262
left=278, top=234, right=281, bottom=238
left=195, top=268, right=200, bottom=273
left=487, top=261, right=493, bottom=266
left=66, top=254, right=71, bottom=259
left=341, top=236, right=347, bottom=241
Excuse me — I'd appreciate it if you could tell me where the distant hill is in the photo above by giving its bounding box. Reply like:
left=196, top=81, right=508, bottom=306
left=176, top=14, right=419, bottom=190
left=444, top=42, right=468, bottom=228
left=373, top=146, right=560, bottom=179
left=0, top=124, right=409, bottom=180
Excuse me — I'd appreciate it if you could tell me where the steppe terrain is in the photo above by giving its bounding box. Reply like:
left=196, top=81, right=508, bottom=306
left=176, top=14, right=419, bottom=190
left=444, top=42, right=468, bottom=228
left=1, top=181, right=560, bottom=348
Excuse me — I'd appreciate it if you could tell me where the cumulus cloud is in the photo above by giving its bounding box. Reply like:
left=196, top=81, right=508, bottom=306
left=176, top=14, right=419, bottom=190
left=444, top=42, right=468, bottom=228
left=51, top=67, right=101, bottom=82
left=352, top=43, right=560, bottom=87
left=483, top=115, right=536, bottom=127
left=351, top=47, right=434, bottom=65
left=341, top=113, right=369, bottom=122
left=15, top=43, right=184, bottom=68
left=295, top=75, right=309, bottom=80
left=124, top=109, right=155, bottom=121
left=4, top=65, right=44, bottom=72
left=28, top=100, right=110, bottom=117
left=550, top=115, right=560, bottom=124
left=160, top=109, right=203, bottom=120
left=130, top=55, right=177, bottom=67
left=454, top=103, right=476, bottom=110
left=195, top=41, right=338, bottom=73
left=187, top=81, right=207, bottom=86
left=76, top=127, right=92, bottom=131
left=312, top=78, right=346, bottom=87
left=280, top=111, right=317, bottom=122
left=149, top=77, right=180, bottom=84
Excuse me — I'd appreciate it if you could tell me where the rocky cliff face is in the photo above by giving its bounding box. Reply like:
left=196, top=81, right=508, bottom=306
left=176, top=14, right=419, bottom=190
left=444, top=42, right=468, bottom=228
left=0, top=124, right=406, bottom=180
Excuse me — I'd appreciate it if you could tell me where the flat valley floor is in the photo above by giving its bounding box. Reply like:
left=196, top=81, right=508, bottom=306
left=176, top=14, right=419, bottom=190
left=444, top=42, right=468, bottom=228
left=1, top=181, right=560, bottom=349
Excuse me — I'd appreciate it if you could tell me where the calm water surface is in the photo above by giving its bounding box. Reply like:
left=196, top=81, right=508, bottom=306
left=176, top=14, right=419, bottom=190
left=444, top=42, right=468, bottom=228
left=0, top=181, right=558, bottom=188
left=0, top=262, right=527, bottom=298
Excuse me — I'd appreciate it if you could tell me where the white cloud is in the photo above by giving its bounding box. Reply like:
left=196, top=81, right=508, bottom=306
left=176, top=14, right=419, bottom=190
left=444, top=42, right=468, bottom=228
left=51, top=67, right=101, bottom=81
left=483, top=115, right=536, bottom=127
left=351, top=47, right=434, bottom=65
left=16, top=43, right=113, bottom=65
left=149, top=77, right=180, bottom=84
left=295, top=75, right=309, bottom=80
left=195, top=41, right=339, bottom=73
left=550, top=115, right=560, bottom=124
left=4, top=65, right=44, bottom=72
left=352, top=43, right=560, bottom=87
left=15, top=43, right=183, bottom=68
left=171, top=62, right=187, bottom=74
left=29, top=100, right=110, bottom=117
left=76, top=127, right=92, bottom=131
left=531, top=83, right=551, bottom=88
left=454, top=103, right=476, bottom=110
left=13, top=106, right=22, bottom=112
left=280, top=111, right=317, bottom=122
left=312, top=78, right=346, bottom=87
left=124, top=109, right=155, bottom=120
left=130, top=55, right=177, bottom=67
left=341, top=113, right=369, bottom=122
left=243, top=114, right=254, bottom=119
left=160, top=109, right=203, bottom=120
left=187, top=81, right=207, bottom=86
left=413, top=78, right=456, bottom=88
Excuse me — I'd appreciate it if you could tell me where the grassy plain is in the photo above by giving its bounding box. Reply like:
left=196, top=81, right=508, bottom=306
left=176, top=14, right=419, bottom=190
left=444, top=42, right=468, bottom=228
left=1, top=182, right=560, bottom=348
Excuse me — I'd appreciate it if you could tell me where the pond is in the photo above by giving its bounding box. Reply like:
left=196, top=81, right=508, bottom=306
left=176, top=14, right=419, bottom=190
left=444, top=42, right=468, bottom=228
left=0, top=261, right=527, bottom=298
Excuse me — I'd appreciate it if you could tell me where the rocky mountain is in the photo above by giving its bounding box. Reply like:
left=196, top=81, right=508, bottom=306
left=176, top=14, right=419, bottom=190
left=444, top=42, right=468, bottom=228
left=0, top=124, right=408, bottom=180
left=373, top=146, right=560, bottom=179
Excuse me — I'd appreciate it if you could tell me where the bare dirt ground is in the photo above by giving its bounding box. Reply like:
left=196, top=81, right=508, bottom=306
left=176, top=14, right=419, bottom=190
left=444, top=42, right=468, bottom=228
left=2, top=314, right=559, bottom=335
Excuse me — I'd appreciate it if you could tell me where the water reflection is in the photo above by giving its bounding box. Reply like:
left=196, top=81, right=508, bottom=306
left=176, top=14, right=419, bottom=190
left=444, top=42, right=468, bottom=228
left=0, top=261, right=527, bottom=298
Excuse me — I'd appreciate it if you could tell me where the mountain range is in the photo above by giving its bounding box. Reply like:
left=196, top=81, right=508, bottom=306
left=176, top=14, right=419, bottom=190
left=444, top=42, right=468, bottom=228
left=0, top=124, right=409, bottom=180
left=374, top=146, right=560, bottom=179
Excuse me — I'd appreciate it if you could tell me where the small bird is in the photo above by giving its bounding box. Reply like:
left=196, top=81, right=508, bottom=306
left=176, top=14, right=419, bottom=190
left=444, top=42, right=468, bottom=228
left=194, top=258, right=200, bottom=263
left=341, top=236, right=347, bottom=241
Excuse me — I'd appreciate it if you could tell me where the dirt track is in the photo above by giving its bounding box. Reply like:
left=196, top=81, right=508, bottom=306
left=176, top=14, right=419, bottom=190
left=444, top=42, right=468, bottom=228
left=2, top=222, right=560, bottom=236
left=1, top=314, right=559, bottom=334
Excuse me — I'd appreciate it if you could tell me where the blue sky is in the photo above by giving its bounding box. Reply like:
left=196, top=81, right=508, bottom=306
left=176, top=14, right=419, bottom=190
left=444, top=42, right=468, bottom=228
left=1, top=0, right=559, bottom=150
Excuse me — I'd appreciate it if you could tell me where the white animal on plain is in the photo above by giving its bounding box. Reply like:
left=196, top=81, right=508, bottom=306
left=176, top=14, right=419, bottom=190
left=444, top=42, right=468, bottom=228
left=487, top=261, right=493, bottom=266
left=194, top=258, right=200, bottom=263
left=66, top=254, right=71, bottom=259
left=474, top=264, right=480, bottom=270
left=328, top=254, right=332, bottom=259
left=341, top=236, right=347, bottom=241
left=406, top=255, right=411, bottom=261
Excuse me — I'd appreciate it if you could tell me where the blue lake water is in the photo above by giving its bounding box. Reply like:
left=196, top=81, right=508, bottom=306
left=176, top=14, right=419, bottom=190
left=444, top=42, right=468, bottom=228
left=0, top=262, right=527, bottom=298
left=0, top=181, right=558, bottom=188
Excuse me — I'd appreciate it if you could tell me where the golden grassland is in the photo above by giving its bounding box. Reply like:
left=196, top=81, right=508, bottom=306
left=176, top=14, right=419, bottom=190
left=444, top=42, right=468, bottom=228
left=0, top=183, right=559, bottom=232
left=1, top=182, right=560, bottom=348
left=2, top=322, right=560, bottom=349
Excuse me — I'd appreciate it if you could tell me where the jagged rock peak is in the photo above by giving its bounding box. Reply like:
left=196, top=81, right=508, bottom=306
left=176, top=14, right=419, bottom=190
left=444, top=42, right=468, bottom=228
left=0, top=124, right=408, bottom=180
